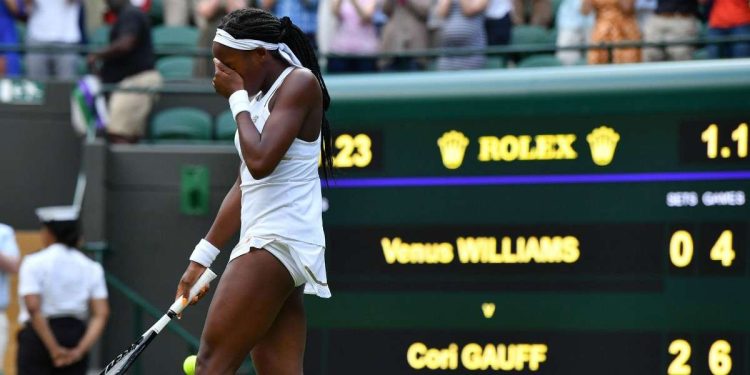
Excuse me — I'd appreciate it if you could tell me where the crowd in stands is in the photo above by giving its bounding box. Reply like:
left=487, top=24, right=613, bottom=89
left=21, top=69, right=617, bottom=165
left=0, top=0, right=749, bottom=78
left=0, top=0, right=748, bottom=143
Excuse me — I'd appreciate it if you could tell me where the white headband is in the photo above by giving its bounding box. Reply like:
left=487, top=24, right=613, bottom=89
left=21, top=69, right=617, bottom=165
left=213, top=29, right=303, bottom=68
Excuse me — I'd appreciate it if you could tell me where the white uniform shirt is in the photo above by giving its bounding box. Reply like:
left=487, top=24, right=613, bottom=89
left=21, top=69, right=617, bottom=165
left=0, top=224, right=20, bottom=310
left=26, top=0, right=82, bottom=43
left=18, top=244, right=108, bottom=324
left=486, top=0, right=513, bottom=20
left=233, top=67, right=326, bottom=247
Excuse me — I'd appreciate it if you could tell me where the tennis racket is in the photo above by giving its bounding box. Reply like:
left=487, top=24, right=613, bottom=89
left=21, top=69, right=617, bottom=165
left=99, top=268, right=217, bottom=375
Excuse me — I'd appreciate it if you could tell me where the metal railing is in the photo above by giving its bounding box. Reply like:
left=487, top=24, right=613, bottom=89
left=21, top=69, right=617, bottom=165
left=1, top=34, right=749, bottom=62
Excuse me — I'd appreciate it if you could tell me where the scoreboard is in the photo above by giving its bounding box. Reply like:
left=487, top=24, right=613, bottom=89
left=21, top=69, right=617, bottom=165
left=303, top=65, right=750, bottom=375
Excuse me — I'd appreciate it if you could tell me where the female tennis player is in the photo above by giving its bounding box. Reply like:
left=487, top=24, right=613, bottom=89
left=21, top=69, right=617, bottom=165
left=174, top=9, right=333, bottom=375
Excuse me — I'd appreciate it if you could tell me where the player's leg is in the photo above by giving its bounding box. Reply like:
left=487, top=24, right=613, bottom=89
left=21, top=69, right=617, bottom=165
left=196, top=249, right=295, bottom=375
left=250, top=286, right=306, bottom=375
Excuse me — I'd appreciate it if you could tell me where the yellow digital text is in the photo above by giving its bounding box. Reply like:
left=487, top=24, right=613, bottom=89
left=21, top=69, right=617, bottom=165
left=381, top=236, right=580, bottom=265
left=407, top=342, right=548, bottom=371
left=477, top=134, right=577, bottom=162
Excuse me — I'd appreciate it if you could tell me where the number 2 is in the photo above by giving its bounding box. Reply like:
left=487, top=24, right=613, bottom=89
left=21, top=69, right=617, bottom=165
left=668, top=339, right=692, bottom=375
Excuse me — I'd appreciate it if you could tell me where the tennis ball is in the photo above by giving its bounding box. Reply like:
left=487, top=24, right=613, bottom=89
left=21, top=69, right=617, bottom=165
left=183, top=355, right=197, bottom=375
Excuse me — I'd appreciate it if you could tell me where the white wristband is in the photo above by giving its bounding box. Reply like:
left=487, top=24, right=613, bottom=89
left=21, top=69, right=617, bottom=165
left=190, top=239, right=220, bottom=267
left=229, top=90, right=252, bottom=121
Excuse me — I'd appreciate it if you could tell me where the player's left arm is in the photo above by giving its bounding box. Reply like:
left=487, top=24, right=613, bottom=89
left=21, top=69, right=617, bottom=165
left=215, top=61, right=318, bottom=179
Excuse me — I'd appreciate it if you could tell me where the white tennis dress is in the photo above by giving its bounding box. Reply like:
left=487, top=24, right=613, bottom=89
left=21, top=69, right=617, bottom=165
left=230, top=66, right=330, bottom=298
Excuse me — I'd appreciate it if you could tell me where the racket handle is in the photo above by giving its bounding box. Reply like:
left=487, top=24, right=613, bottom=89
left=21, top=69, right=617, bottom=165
left=170, top=268, right=217, bottom=315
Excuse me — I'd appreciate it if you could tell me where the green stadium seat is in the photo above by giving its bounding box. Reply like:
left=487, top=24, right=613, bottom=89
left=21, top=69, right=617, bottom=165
left=76, top=58, right=88, bottom=76
left=91, top=26, right=111, bottom=48
left=149, top=0, right=164, bottom=24
left=699, top=22, right=709, bottom=39
left=693, top=48, right=709, bottom=60
left=512, top=25, right=555, bottom=46
left=548, top=28, right=558, bottom=44
left=156, top=56, right=194, bottom=80
left=215, top=110, right=236, bottom=141
left=150, top=107, right=212, bottom=140
left=152, top=26, right=199, bottom=49
left=551, top=0, right=564, bottom=21
left=518, top=54, right=563, bottom=68
left=485, top=56, right=506, bottom=69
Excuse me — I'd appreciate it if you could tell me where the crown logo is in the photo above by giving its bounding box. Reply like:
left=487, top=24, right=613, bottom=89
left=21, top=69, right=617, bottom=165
left=481, top=302, right=496, bottom=319
left=586, top=126, right=620, bottom=166
left=437, top=130, right=470, bottom=169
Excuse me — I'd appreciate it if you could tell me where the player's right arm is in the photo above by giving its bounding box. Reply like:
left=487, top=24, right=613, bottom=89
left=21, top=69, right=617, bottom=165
left=176, top=175, right=241, bottom=303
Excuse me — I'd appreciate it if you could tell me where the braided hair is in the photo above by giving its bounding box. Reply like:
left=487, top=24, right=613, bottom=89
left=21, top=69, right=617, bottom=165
left=218, top=9, right=334, bottom=181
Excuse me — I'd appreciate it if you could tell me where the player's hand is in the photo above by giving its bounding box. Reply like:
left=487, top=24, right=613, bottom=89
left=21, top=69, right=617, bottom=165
left=67, top=346, right=86, bottom=365
left=50, top=346, right=70, bottom=367
left=176, top=261, right=211, bottom=311
left=212, top=58, right=244, bottom=99
left=55, top=346, right=85, bottom=367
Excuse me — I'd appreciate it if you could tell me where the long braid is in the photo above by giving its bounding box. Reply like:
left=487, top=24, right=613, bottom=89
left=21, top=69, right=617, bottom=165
left=218, top=9, right=335, bottom=182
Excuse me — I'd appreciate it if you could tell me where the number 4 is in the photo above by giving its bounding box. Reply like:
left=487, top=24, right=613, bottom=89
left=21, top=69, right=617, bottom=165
left=710, top=230, right=735, bottom=267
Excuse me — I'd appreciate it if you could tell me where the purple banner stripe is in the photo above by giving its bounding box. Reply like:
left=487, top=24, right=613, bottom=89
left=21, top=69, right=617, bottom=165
left=326, top=171, right=750, bottom=189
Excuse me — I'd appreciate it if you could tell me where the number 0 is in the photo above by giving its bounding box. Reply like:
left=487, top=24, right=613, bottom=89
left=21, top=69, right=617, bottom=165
left=670, top=231, right=694, bottom=268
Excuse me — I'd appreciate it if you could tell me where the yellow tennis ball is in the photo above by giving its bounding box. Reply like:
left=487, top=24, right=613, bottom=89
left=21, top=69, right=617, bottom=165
left=183, top=355, right=197, bottom=375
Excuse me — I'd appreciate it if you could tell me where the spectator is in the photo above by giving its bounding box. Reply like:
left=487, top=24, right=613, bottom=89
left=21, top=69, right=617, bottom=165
left=328, top=0, right=379, bottom=73
left=0, top=0, right=24, bottom=77
left=316, top=0, right=338, bottom=55
left=435, top=0, right=489, bottom=70
left=193, top=0, right=247, bottom=78
left=17, top=206, right=108, bottom=375
left=427, top=0, right=444, bottom=47
left=102, top=0, right=151, bottom=25
left=485, top=0, right=513, bottom=46
left=635, top=0, right=656, bottom=27
left=0, top=223, right=20, bottom=368
left=164, top=0, right=190, bottom=25
left=24, top=0, right=82, bottom=80
left=555, top=0, right=594, bottom=65
left=642, top=0, right=698, bottom=61
left=511, top=0, right=551, bottom=26
left=262, top=0, right=319, bottom=49
left=88, top=0, right=163, bottom=143
left=583, top=0, right=642, bottom=63
left=703, top=0, right=750, bottom=58
left=379, top=0, right=432, bottom=71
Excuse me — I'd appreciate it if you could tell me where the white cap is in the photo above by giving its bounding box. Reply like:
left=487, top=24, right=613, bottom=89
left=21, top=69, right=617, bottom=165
left=35, top=206, right=80, bottom=223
